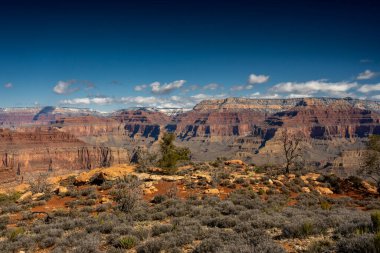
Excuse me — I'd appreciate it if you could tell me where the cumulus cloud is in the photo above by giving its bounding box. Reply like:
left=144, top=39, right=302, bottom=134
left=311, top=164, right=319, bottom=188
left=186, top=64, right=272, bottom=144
left=60, top=93, right=228, bottom=109
left=53, top=80, right=96, bottom=94
left=231, top=84, right=255, bottom=91
left=134, top=84, right=147, bottom=91
left=203, top=83, right=219, bottom=90
left=231, top=73, right=269, bottom=91
left=357, top=83, right=380, bottom=93
left=287, top=93, right=312, bottom=98
left=271, top=80, right=357, bottom=97
left=248, top=74, right=269, bottom=84
left=4, top=83, right=12, bottom=88
left=53, top=80, right=82, bottom=94
left=150, top=80, right=186, bottom=94
left=371, top=95, right=380, bottom=100
left=249, top=92, right=280, bottom=99
left=357, top=70, right=376, bottom=80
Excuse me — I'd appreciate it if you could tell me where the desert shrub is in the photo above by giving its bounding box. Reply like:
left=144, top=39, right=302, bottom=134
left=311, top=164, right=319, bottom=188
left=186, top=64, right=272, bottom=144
left=234, top=177, right=246, bottom=184
left=39, top=236, right=57, bottom=248
left=320, top=201, right=332, bottom=210
left=1, top=203, right=22, bottom=213
left=116, top=235, right=138, bottom=249
left=151, top=195, right=167, bottom=204
left=151, top=224, right=173, bottom=236
left=372, top=210, right=380, bottom=232
left=0, top=215, right=9, bottom=230
left=7, top=227, right=24, bottom=241
left=317, top=174, right=341, bottom=193
left=202, top=215, right=237, bottom=228
left=79, top=187, right=96, bottom=197
left=337, top=233, right=376, bottom=253
left=193, top=235, right=223, bottom=253
left=348, top=176, right=363, bottom=189
left=136, top=238, right=165, bottom=253
left=151, top=212, right=167, bottom=220
left=282, top=219, right=325, bottom=238
left=0, top=192, right=21, bottom=205
left=113, top=176, right=142, bottom=213
left=375, top=232, right=380, bottom=253
left=95, top=203, right=110, bottom=212
left=29, top=173, right=51, bottom=193
left=131, top=227, right=150, bottom=241
left=306, top=239, right=334, bottom=253
left=333, top=211, right=371, bottom=236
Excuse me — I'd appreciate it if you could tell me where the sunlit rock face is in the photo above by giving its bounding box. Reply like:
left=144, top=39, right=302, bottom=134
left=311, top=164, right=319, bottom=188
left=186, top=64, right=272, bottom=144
left=1, top=97, right=380, bottom=184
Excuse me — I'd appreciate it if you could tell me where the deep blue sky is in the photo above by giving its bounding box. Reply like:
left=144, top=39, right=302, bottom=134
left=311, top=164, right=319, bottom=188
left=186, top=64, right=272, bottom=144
left=1, top=0, right=380, bottom=110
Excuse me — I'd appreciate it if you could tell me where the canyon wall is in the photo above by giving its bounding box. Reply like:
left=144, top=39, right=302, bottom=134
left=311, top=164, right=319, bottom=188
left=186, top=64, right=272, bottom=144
left=1, top=97, right=380, bottom=184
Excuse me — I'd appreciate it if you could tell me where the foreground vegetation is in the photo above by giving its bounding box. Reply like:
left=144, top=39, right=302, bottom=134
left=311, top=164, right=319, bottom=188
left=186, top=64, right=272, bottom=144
left=0, top=158, right=380, bottom=253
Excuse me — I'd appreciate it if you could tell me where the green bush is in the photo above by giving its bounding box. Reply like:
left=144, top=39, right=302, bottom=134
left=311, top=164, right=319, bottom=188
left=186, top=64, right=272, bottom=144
left=117, top=236, right=137, bottom=249
left=7, top=227, right=24, bottom=241
left=371, top=210, right=380, bottom=232
left=157, top=133, right=190, bottom=174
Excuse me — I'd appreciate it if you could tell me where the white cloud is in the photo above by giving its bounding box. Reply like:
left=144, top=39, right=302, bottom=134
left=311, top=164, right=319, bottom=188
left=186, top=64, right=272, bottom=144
left=203, top=83, right=219, bottom=90
left=150, top=80, right=186, bottom=94
left=287, top=94, right=312, bottom=98
left=53, top=80, right=79, bottom=94
left=249, top=93, right=280, bottom=99
left=248, top=74, right=269, bottom=84
left=371, top=95, right=380, bottom=100
left=60, top=93, right=227, bottom=109
left=230, top=85, right=245, bottom=91
left=271, top=80, right=357, bottom=97
left=231, top=74, right=269, bottom=91
left=231, top=84, right=255, bottom=91
left=357, top=83, right=380, bottom=93
left=4, top=83, right=12, bottom=88
left=134, top=84, right=147, bottom=91
left=357, top=70, right=376, bottom=80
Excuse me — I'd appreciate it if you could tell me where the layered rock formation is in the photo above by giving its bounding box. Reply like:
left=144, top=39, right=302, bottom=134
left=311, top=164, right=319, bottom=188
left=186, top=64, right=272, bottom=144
left=1, top=97, right=380, bottom=184
left=0, top=127, right=129, bottom=185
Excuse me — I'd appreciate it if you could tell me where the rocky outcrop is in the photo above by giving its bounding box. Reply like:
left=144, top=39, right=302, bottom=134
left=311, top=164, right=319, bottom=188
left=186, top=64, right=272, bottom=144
left=1, top=97, right=380, bottom=182
left=0, top=127, right=129, bottom=184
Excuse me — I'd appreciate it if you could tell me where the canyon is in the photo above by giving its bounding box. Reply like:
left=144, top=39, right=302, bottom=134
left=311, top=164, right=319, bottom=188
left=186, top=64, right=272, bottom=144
left=1, top=97, right=380, bottom=185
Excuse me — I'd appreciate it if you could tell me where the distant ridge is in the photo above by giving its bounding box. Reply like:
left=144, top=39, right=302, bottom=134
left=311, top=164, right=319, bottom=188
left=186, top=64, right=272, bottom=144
left=193, top=97, right=380, bottom=113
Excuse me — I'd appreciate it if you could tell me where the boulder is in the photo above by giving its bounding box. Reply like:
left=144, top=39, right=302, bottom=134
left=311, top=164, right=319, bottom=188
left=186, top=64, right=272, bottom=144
left=100, top=197, right=112, bottom=204
left=75, top=165, right=136, bottom=185
left=315, top=186, right=333, bottom=195
left=301, top=187, right=311, bottom=193
left=192, top=173, right=212, bottom=183
left=225, top=160, right=246, bottom=166
left=55, top=186, right=69, bottom=195
left=362, top=181, right=378, bottom=194
left=14, top=184, right=30, bottom=193
left=32, top=192, right=45, bottom=201
left=268, top=179, right=274, bottom=185
left=17, top=191, right=33, bottom=203
left=204, top=188, right=220, bottom=194
left=162, top=175, right=184, bottom=182
left=300, top=173, right=321, bottom=183
left=273, top=180, right=284, bottom=187
left=143, top=186, right=158, bottom=195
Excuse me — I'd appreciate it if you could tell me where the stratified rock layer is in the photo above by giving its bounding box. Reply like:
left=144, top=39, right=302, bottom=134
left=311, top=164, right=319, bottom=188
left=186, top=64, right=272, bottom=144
left=1, top=97, right=380, bottom=184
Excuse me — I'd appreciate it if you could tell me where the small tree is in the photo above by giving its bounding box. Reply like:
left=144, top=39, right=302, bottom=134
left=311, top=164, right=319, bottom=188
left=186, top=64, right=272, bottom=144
left=361, top=134, right=380, bottom=193
left=157, top=133, right=190, bottom=174
left=280, top=128, right=303, bottom=174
